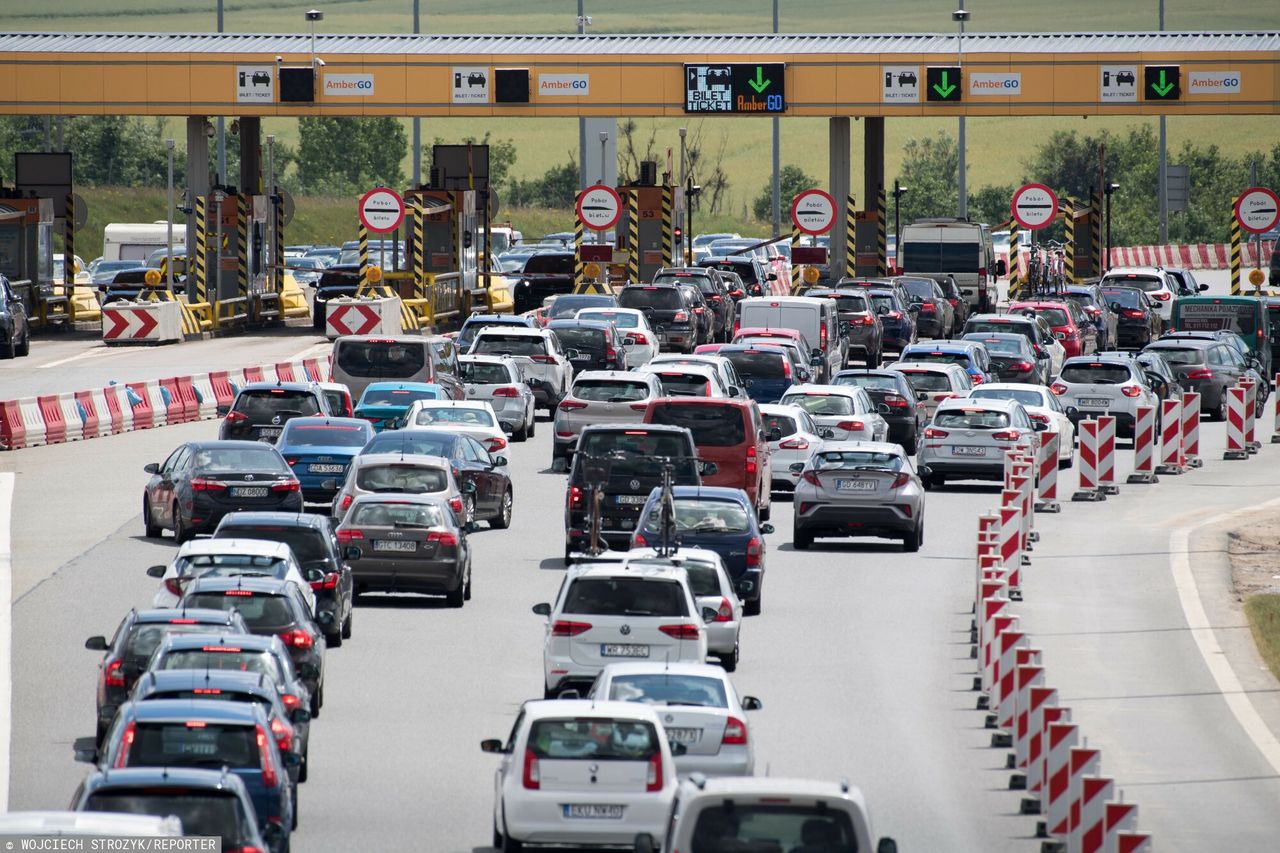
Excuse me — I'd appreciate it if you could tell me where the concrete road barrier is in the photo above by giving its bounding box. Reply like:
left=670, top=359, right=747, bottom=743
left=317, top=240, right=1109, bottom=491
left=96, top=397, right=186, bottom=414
left=102, top=300, right=183, bottom=345
left=326, top=296, right=401, bottom=339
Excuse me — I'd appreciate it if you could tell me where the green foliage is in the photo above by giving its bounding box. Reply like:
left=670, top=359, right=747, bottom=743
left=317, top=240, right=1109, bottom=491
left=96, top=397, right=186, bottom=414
left=296, top=117, right=406, bottom=196
left=508, top=158, right=579, bottom=209
left=968, top=184, right=1017, bottom=228
left=896, top=133, right=960, bottom=223
left=752, top=165, right=818, bottom=222
left=0, top=116, right=183, bottom=188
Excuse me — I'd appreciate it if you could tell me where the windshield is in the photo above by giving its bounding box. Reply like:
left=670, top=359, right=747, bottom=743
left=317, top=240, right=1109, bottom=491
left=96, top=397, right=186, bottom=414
left=349, top=501, right=445, bottom=527
left=358, top=387, right=441, bottom=407
left=900, top=279, right=936, bottom=300
left=579, top=310, right=639, bottom=329
left=608, top=674, right=728, bottom=707
left=644, top=497, right=750, bottom=534
left=1101, top=289, right=1143, bottom=308
left=158, top=649, right=283, bottom=681
left=528, top=718, right=660, bottom=761
left=573, top=379, right=651, bottom=402
left=191, top=448, right=289, bottom=475
left=760, top=412, right=798, bottom=438
left=126, top=722, right=257, bottom=770
left=335, top=340, right=428, bottom=379
left=459, top=361, right=512, bottom=384
left=575, top=431, right=696, bottom=478
left=412, top=406, right=495, bottom=428
left=934, top=408, right=1012, bottom=429
left=523, top=254, right=575, bottom=275
left=215, top=526, right=325, bottom=564
left=722, top=350, right=787, bottom=380
left=970, top=388, right=1044, bottom=406
left=651, top=372, right=713, bottom=397
left=232, top=390, right=320, bottom=421
left=84, top=792, right=247, bottom=846
left=897, top=370, right=952, bottom=392
left=646, top=403, right=745, bottom=447
left=1029, top=307, right=1070, bottom=326
left=869, top=294, right=899, bottom=314
left=967, top=336, right=1025, bottom=355
left=182, top=592, right=294, bottom=631
left=903, top=240, right=977, bottom=273
left=472, top=334, right=545, bottom=357
left=563, top=578, right=688, bottom=616
left=619, top=287, right=683, bottom=311
left=1144, top=346, right=1204, bottom=366
left=1060, top=363, right=1132, bottom=384
left=688, top=805, right=857, bottom=853
left=281, top=423, right=368, bottom=447
left=355, top=464, right=448, bottom=493
left=966, top=320, right=1034, bottom=340
left=781, top=393, right=854, bottom=416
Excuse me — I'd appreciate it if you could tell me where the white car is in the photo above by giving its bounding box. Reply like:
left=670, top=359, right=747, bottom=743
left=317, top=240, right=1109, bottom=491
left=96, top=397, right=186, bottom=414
left=647, top=354, right=749, bottom=398
left=576, top=307, right=660, bottom=368
left=966, top=382, right=1076, bottom=467
left=589, top=662, right=761, bottom=777
left=404, top=399, right=509, bottom=454
left=890, top=361, right=974, bottom=420
left=759, top=403, right=824, bottom=491
left=552, top=371, right=664, bottom=467
left=634, top=362, right=732, bottom=398
left=917, top=397, right=1043, bottom=489
left=623, top=547, right=744, bottom=670
left=458, top=354, right=537, bottom=441
left=469, top=327, right=574, bottom=413
left=482, top=699, right=678, bottom=851
left=147, top=538, right=315, bottom=615
left=779, top=384, right=889, bottom=442
left=533, top=561, right=711, bottom=699
left=1100, top=266, right=1178, bottom=327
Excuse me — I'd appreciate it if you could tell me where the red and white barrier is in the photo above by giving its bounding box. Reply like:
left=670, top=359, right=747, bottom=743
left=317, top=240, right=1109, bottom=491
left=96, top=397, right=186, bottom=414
left=14, top=399, right=45, bottom=448
left=53, top=392, right=84, bottom=442
left=1127, top=405, right=1158, bottom=484
left=1011, top=467, right=1034, bottom=554
left=1044, top=722, right=1079, bottom=838
left=1012, top=661, right=1045, bottom=773
left=1103, top=802, right=1139, bottom=853
left=101, top=383, right=132, bottom=434
left=993, top=629, right=1028, bottom=733
left=74, top=390, right=104, bottom=439
left=1076, top=776, right=1114, bottom=853
left=1115, top=833, right=1152, bottom=852
left=1036, top=431, right=1061, bottom=512
left=1224, top=386, right=1249, bottom=459
left=1096, top=415, right=1118, bottom=495
left=1240, top=377, right=1260, bottom=452
left=1180, top=391, right=1203, bottom=465
left=1073, top=420, right=1105, bottom=501
left=1062, top=747, right=1101, bottom=842
left=1156, top=397, right=1184, bottom=475
left=983, top=613, right=1018, bottom=698
left=1108, top=240, right=1269, bottom=270
left=1024, top=689, right=1061, bottom=797
left=1000, top=489, right=1023, bottom=595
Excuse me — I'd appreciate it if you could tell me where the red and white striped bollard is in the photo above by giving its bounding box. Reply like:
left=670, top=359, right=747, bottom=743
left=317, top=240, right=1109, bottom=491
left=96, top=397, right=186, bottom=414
left=1103, top=801, right=1139, bottom=853
left=1224, top=386, right=1249, bottom=460
left=1077, top=776, right=1114, bottom=853
left=1036, top=430, right=1061, bottom=512
left=1241, top=377, right=1260, bottom=452
left=1039, top=721, right=1079, bottom=838
left=1072, top=420, right=1105, bottom=501
left=1126, top=405, right=1158, bottom=484
left=1096, top=414, right=1118, bottom=494
left=1155, top=396, right=1184, bottom=475
left=1180, top=390, right=1203, bottom=466
left=1272, top=373, right=1280, bottom=444
left=1060, top=745, right=1100, bottom=841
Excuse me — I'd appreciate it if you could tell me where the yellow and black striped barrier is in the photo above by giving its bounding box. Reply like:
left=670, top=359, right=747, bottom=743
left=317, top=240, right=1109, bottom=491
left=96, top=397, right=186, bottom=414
left=1062, top=196, right=1076, bottom=284
left=1230, top=197, right=1242, bottom=295
left=413, top=200, right=426, bottom=302
left=236, top=194, right=249, bottom=304
left=193, top=195, right=208, bottom=305
left=1007, top=220, right=1022, bottom=301
left=627, top=189, right=641, bottom=284
left=790, top=226, right=803, bottom=294
left=1090, top=190, right=1103, bottom=276
left=661, top=186, right=674, bottom=267
left=357, top=221, right=371, bottom=292
left=845, top=194, right=857, bottom=278
left=876, top=186, right=888, bottom=276
left=574, top=217, right=586, bottom=291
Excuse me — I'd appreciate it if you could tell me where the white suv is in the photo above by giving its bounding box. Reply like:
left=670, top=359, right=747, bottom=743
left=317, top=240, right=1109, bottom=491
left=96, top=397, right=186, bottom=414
left=469, top=327, right=575, bottom=413
left=532, top=562, right=711, bottom=699
left=1050, top=353, right=1162, bottom=438
left=1100, top=266, right=1178, bottom=328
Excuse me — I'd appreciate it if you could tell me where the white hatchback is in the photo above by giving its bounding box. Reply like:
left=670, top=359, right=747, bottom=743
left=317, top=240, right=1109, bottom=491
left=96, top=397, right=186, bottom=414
left=147, top=538, right=315, bottom=615
left=623, top=547, right=744, bottom=670
left=482, top=699, right=678, bottom=851
left=403, top=398, right=509, bottom=454
left=779, top=384, right=889, bottom=442
left=966, top=382, right=1076, bottom=466
left=577, top=307, right=660, bottom=368
left=759, top=403, right=824, bottom=491
left=890, top=361, right=974, bottom=420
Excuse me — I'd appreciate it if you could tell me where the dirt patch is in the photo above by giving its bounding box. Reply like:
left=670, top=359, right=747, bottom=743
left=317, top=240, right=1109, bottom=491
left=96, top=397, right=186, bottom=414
left=1227, top=511, right=1280, bottom=598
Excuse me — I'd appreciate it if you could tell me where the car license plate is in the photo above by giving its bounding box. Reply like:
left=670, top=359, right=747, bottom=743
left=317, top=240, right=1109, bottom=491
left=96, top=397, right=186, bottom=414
left=372, top=540, right=417, bottom=552
left=951, top=446, right=987, bottom=457
left=231, top=487, right=269, bottom=497
left=601, top=644, right=649, bottom=658
left=835, top=479, right=876, bottom=491
left=616, top=495, right=647, bottom=505
left=257, top=428, right=281, bottom=439
left=310, top=463, right=344, bottom=474
left=563, top=804, right=624, bottom=819
left=665, top=727, right=701, bottom=745
left=572, top=354, right=592, bottom=362
left=1079, top=397, right=1110, bottom=408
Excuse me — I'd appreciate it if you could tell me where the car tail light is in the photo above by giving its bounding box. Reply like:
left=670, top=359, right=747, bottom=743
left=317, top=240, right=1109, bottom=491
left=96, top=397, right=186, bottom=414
left=674, top=310, right=690, bottom=322
left=819, top=323, right=828, bottom=351
left=887, top=311, right=902, bottom=320
left=978, top=267, right=987, bottom=279
left=713, top=597, right=734, bottom=622
left=745, top=444, right=757, bottom=476
left=891, top=473, right=911, bottom=489
left=1029, top=413, right=1050, bottom=426
left=629, top=402, right=651, bottom=412
left=1185, top=368, right=1213, bottom=380
left=103, top=659, right=125, bottom=689
left=660, top=623, right=701, bottom=640
left=280, top=694, right=301, bottom=710
left=309, top=572, right=340, bottom=591
left=256, top=725, right=278, bottom=789
left=279, top=629, right=314, bottom=650
left=494, top=387, right=520, bottom=398
left=485, top=436, right=508, bottom=452
left=1085, top=306, right=1101, bottom=317
left=633, top=532, right=648, bottom=547
left=947, top=298, right=960, bottom=307
left=523, top=748, right=541, bottom=789
left=972, top=374, right=985, bottom=385
left=629, top=332, right=650, bottom=345
left=427, top=531, right=459, bottom=547
left=1122, top=309, right=1145, bottom=319
left=164, top=578, right=184, bottom=598
left=559, top=399, right=588, bottom=411
left=1120, top=385, right=1143, bottom=398
left=271, top=480, right=301, bottom=492
left=836, top=420, right=865, bottom=432
left=269, top=716, right=294, bottom=754
left=190, top=477, right=227, bottom=492
left=114, top=721, right=136, bottom=768
left=920, top=303, right=936, bottom=313
left=530, top=354, right=556, bottom=363
left=721, top=716, right=748, bottom=746
left=733, top=318, right=740, bottom=336
left=193, top=688, right=221, bottom=694
left=991, top=430, right=1021, bottom=442
left=924, top=427, right=949, bottom=438
left=778, top=436, right=808, bottom=450
left=285, top=458, right=298, bottom=467
left=336, top=529, right=363, bottom=542
left=781, top=358, right=792, bottom=379
left=339, top=494, right=353, bottom=512
left=606, top=346, right=619, bottom=361
left=551, top=620, right=592, bottom=637
left=1152, top=291, right=1171, bottom=301
left=1050, top=383, right=1068, bottom=395
left=883, top=394, right=908, bottom=409
left=448, top=496, right=464, bottom=515
left=745, top=537, right=762, bottom=568
left=225, top=411, right=248, bottom=424
left=568, top=486, right=584, bottom=509
left=646, top=751, right=663, bottom=792
left=1012, top=361, right=1034, bottom=373
left=801, top=471, right=821, bottom=487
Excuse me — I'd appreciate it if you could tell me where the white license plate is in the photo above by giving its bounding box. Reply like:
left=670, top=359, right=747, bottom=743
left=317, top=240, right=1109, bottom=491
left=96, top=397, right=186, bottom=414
left=310, top=463, right=344, bottom=473
left=372, top=540, right=417, bottom=552
left=601, top=644, right=649, bottom=658
left=563, top=804, right=624, bottom=819
left=257, top=428, right=281, bottom=439
left=616, top=495, right=647, bottom=505
left=951, top=446, right=987, bottom=457
left=835, top=479, right=876, bottom=491
left=666, top=727, right=701, bottom=744
left=231, top=487, right=269, bottom=497
left=572, top=355, right=592, bottom=362
left=1079, top=397, right=1110, bottom=408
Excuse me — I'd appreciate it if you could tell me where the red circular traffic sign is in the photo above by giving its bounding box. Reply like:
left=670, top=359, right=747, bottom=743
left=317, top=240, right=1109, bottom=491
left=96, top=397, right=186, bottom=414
left=358, top=187, right=405, bottom=233
left=1011, top=183, right=1059, bottom=230
left=576, top=184, right=623, bottom=231
left=790, top=188, right=837, bottom=236
left=1234, top=186, right=1280, bottom=235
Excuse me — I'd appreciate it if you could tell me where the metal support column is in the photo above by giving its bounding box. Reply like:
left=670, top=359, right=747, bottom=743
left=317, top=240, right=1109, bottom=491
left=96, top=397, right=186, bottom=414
left=236, top=194, right=249, bottom=303
left=358, top=222, right=370, bottom=292
left=574, top=218, right=585, bottom=290
left=1230, top=198, right=1242, bottom=295
left=627, top=189, right=640, bottom=284
left=790, top=226, right=802, bottom=293
left=185, top=116, right=211, bottom=296
left=413, top=200, right=426, bottom=301
left=1062, top=198, right=1076, bottom=284
left=194, top=195, right=208, bottom=305
left=238, top=117, right=261, bottom=194
left=828, top=118, right=852, bottom=281
left=857, top=117, right=886, bottom=279
left=1007, top=220, right=1021, bottom=301
left=876, top=186, right=888, bottom=276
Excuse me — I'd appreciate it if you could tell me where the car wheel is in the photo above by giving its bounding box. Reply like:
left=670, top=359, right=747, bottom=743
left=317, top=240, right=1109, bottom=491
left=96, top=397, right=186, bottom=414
left=341, top=608, right=352, bottom=640
left=903, top=430, right=919, bottom=455
left=172, top=504, right=190, bottom=543
left=528, top=414, right=536, bottom=437
left=1211, top=391, right=1228, bottom=422
left=720, top=639, right=739, bottom=672
left=490, top=488, right=513, bottom=530
left=290, top=786, right=298, bottom=830
left=793, top=525, right=812, bottom=550
left=463, top=494, right=476, bottom=529
left=0, top=335, right=13, bottom=359
left=512, top=420, right=528, bottom=442
left=446, top=573, right=465, bottom=608
left=310, top=685, right=322, bottom=719
left=922, top=474, right=944, bottom=491
left=143, top=494, right=161, bottom=538
left=758, top=499, right=770, bottom=523
left=326, top=625, right=342, bottom=648
left=493, top=823, right=504, bottom=850
left=15, top=331, right=29, bottom=357
left=903, top=523, right=923, bottom=553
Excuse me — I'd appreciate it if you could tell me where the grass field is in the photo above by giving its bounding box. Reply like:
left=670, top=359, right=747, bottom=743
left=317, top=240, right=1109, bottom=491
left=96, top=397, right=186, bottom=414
left=1245, top=595, right=1280, bottom=684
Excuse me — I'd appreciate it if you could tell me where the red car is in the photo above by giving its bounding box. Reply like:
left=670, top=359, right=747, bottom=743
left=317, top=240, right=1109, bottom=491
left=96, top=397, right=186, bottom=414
left=1008, top=300, right=1098, bottom=358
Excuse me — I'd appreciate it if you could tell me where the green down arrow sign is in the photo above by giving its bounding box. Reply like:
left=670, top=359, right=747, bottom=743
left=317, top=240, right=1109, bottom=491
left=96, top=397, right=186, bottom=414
left=926, top=66, right=963, bottom=102
left=748, top=67, right=772, bottom=94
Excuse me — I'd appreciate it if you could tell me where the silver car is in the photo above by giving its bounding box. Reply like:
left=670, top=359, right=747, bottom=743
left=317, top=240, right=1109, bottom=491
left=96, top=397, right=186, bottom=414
left=791, top=441, right=927, bottom=552
left=624, top=547, right=744, bottom=671
left=778, top=384, right=889, bottom=442
left=552, top=371, right=664, bottom=466
left=458, top=354, right=536, bottom=441
left=916, top=397, right=1043, bottom=490
left=890, top=361, right=973, bottom=420
left=328, top=452, right=467, bottom=526
left=759, top=403, right=823, bottom=492
left=588, top=662, right=761, bottom=778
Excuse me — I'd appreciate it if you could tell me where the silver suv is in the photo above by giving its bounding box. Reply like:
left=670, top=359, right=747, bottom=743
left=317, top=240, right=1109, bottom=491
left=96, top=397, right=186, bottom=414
left=1050, top=353, right=1161, bottom=437
left=552, top=371, right=664, bottom=467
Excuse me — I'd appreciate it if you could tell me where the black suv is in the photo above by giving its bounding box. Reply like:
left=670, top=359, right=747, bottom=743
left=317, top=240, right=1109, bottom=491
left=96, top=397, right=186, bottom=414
left=513, top=251, right=576, bottom=314
left=700, top=256, right=773, bottom=297
left=218, top=382, right=330, bottom=442
left=564, top=424, right=711, bottom=560
left=547, top=318, right=628, bottom=371
left=213, top=511, right=356, bottom=647
left=653, top=267, right=736, bottom=342
left=618, top=283, right=705, bottom=353
left=311, top=264, right=361, bottom=330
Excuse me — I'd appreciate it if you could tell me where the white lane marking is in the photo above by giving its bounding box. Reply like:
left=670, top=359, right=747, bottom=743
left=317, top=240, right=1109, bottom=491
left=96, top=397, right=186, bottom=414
left=285, top=341, right=331, bottom=363
left=0, top=472, right=13, bottom=811
left=37, top=347, right=123, bottom=369
left=1170, top=495, right=1280, bottom=777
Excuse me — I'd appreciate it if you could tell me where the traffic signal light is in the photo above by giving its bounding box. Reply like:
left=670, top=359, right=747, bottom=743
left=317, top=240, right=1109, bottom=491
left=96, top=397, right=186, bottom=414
left=673, top=227, right=683, bottom=241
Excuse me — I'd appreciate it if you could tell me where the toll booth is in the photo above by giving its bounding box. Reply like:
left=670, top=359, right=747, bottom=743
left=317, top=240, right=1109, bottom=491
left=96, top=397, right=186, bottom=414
left=404, top=188, right=477, bottom=318
left=190, top=190, right=271, bottom=328
left=0, top=194, right=62, bottom=325
left=616, top=184, right=675, bottom=283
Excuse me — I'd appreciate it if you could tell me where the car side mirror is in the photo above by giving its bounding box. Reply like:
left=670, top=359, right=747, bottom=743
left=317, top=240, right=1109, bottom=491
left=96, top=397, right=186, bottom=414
left=624, top=334, right=638, bottom=345
left=669, top=740, right=689, bottom=756
left=532, top=602, right=552, bottom=617
left=698, top=461, right=719, bottom=477
left=1064, top=406, right=1079, bottom=418
left=741, top=696, right=763, bottom=711
left=146, top=565, right=166, bottom=579
left=702, top=606, right=719, bottom=623
left=320, top=478, right=338, bottom=490
left=915, top=391, right=929, bottom=402
left=875, top=305, right=888, bottom=315
left=995, top=259, right=1008, bottom=276
left=1197, top=283, right=1209, bottom=292
left=760, top=523, right=775, bottom=535
left=1037, top=350, right=1051, bottom=360
left=564, top=348, right=580, bottom=360
left=877, top=839, right=899, bottom=853
left=917, top=465, right=932, bottom=478
left=788, top=462, right=806, bottom=475
left=634, top=833, right=658, bottom=853
left=1033, top=421, right=1049, bottom=432
left=766, top=273, right=778, bottom=281
left=303, top=567, right=326, bottom=583
left=315, top=610, right=337, bottom=629
left=215, top=405, right=230, bottom=417
left=480, top=738, right=506, bottom=754
left=877, top=402, right=891, bottom=415
left=767, top=427, right=783, bottom=442
left=297, top=663, right=320, bottom=681
left=343, top=545, right=362, bottom=561
left=462, top=479, right=478, bottom=494
left=143, top=462, right=160, bottom=475
left=290, top=708, right=312, bottom=724
left=493, top=455, right=509, bottom=467
left=72, top=737, right=99, bottom=764
left=84, top=636, right=108, bottom=651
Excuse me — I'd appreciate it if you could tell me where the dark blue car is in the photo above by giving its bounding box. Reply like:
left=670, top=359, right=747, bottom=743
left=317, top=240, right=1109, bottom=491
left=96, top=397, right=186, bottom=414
left=276, top=417, right=374, bottom=504
left=866, top=288, right=918, bottom=352
left=629, top=485, right=771, bottom=616
left=714, top=344, right=796, bottom=404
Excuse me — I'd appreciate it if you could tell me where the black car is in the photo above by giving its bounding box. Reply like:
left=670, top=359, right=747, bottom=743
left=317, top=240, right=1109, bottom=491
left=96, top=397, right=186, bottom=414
left=218, top=382, right=330, bottom=442
left=84, top=607, right=249, bottom=743
left=805, top=288, right=884, bottom=366
left=1100, top=285, right=1162, bottom=349
left=832, top=368, right=928, bottom=453
left=143, top=441, right=303, bottom=542
left=700, top=256, right=772, bottom=297
left=895, top=275, right=955, bottom=339
left=547, top=318, right=628, bottom=372
left=654, top=267, right=735, bottom=342
left=544, top=293, right=618, bottom=323
left=863, top=288, right=918, bottom=352
left=1142, top=337, right=1251, bottom=420
left=938, top=276, right=970, bottom=330
left=213, top=511, right=355, bottom=647
left=961, top=332, right=1050, bottom=384
left=1132, top=349, right=1186, bottom=404
left=180, top=577, right=330, bottom=715
left=310, top=264, right=360, bottom=330
left=513, top=251, right=576, bottom=314
left=618, top=283, right=704, bottom=353
left=0, top=275, right=31, bottom=358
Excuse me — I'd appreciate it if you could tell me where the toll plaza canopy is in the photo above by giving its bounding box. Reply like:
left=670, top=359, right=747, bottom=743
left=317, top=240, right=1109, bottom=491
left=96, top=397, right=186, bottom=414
left=0, top=31, right=1278, bottom=118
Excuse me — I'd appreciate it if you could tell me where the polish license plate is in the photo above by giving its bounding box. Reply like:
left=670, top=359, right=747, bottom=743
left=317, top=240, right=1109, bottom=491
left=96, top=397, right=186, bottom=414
left=231, top=487, right=269, bottom=497
left=372, top=540, right=417, bottom=552
left=1079, top=397, right=1110, bottom=408
left=835, top=479, right=876, bottom=491
left=572, top=354, right=592, bottom=362
left=616, top=495, right=647, bottom=505
left=310, top=463, right=344, bottom=474
left=257, top=428, right=281, bottom=439
left=601, top=644, right=649, bottom=658
left=665, top=727, right=701, bottom=744
left=563, top=804, right=624, bottom=819
left=951, top=446, right=987, bottom=456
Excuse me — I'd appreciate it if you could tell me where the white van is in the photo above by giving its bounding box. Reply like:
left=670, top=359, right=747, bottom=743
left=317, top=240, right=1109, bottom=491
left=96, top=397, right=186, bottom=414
left=102, top=222, right=188, bottom=263
left=735, top=296, right=844, bottom=381
left=899, top=218, right=1003, bottom=313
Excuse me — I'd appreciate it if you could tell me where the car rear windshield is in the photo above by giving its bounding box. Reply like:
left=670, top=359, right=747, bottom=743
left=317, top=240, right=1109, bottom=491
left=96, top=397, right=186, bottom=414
left=619, top=287, right=684, bottom=311
left=681, top=564, right=723, bottom=598
left=652, top=372, right=713, bottom=397
left=971, top=388, right=1044, bottom=406
left=781, top=393, right=854, bottom=416
left=363, top=432, right=454, bottom=457
left=1060, top=363, right=1133, bottom=384
left=548, top=296, right=616, bottom=319
left=815, top=450, right=904, bottom=470
left=653, top=274, right=712, bottom=291
left=1104, top=275, right=1163, bottom=292
left=935, top=409, right=1012, bottom=429
left=349, top=501, right=445, bottom=528
left=1101, top=289, right=1143, bottom=308
left=562, top=577, right=688, bottom=616
left=579, top=310, right=639, bottom=329
left=966, top=320, right=1033, bottom=339
left=834, top=373, right=899, bottom=391
left=192, top=448, right=290, bottom=475
left=458, top=362, right=512, bottom=384
left=335, top=340, right=428, bottom=379
left=898, top=370, right=952, bottom=392
left=281, top=424, right=368, bottom=447
left=528, top=718, right=660, bottom=760
left=215, top=526, right=326, bottom=565
left=647, top=403, right=746, bottom=447
left=575, top=430, right=696, bottom=478
left=124, top=623, right=214, bottom=664
left=1031, top=307, right=1070, bottom=326
left=824, top=293, right=870, bottom=312
left=705, top=261, right=759, bottom=284
left=412, top=406, right=495, bottom=428
left=471, top=334, right=545, bottom=357
left=359, top=387, right=441, bottom=407
left=150, top=690, right=269, bottom=711
left=182, top=592, right=295, bottom=631
left=523, top=254, right=575, bottom=275
left=902, top=350, right=972, bottom=366
left=760, top=411, right=797, bottom=438
left=175, top=554, right=286, bottom=580
left=900, top=279, right=936, bottom=300
left=970, top=337, right=1025, bottom=355
left=869, top=294, right=899, bottom=313
left=689, top=805, right=856, bottom=852
left=159, top=649, right=282, bottom=681
left=553, top=327, right=607, bottom=350
left=127, top=722, right=258, bottom=769
left=1144, top=346, right=1205, bottom=365
left=356, top=464, right=447, bottom=493
left=722, top=350, right=787, bottom=380
left=607, top=673, right=728, bottom=707
left=643, top=498, right=750, bottom=535
left=573, top=379, right=651, bottom=402
left=232, top=390, right=320, bottom=420
left=903, top=240, right=977, bottom=272
left=84, top=791, right=247, bottom=845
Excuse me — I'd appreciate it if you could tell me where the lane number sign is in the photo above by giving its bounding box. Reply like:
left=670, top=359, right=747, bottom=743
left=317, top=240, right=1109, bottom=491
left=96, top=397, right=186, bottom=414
left=790, top=188, right=837, bottom=236
left=576, top=184, right=623, bottom=231
left=1011, top=183, right=1059, bottom=230
left=358, top=187, right=405, bottom=233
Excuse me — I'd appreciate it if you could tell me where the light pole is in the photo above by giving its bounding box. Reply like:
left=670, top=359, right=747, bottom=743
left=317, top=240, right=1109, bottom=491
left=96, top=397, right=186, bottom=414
left=412, top=0, right=421, bottom=187
left=216, top=0, right=226, bottom=185
left=577, top=2, right=591, bottom=189
left=307, top=10, right=323, bottom=69
left=1157, top=0, right=1168, bottom=243
left=599, top=132, right=609, bottom=185
left=679, top=127, right=689, bottom=264
left=166, top=139, right=175, bottom=292
left=953, top=6, right=969, bottom=219
left=770, top=0, right=781, bottom=238
left=1104, top=181, right=1119, bottom=272
left=267, top=134, right=276, bottom=290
